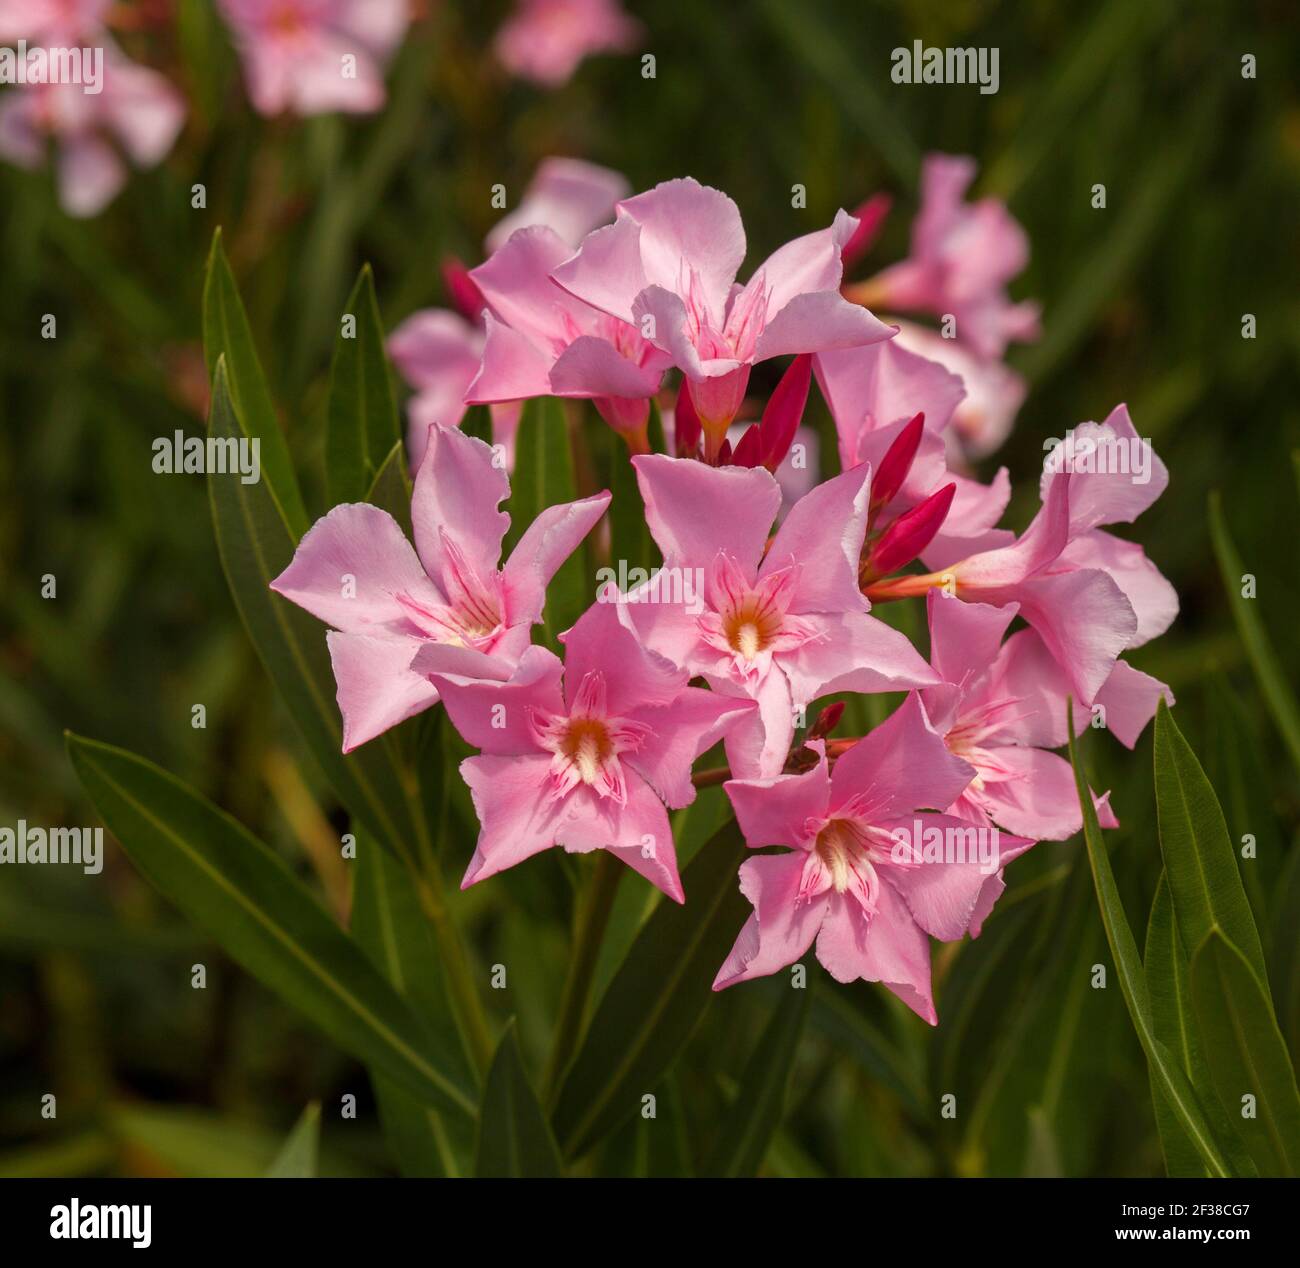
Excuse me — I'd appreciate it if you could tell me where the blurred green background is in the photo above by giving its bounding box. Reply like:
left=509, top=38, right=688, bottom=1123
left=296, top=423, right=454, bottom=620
left=1, top=0, right=1298, bottom=1177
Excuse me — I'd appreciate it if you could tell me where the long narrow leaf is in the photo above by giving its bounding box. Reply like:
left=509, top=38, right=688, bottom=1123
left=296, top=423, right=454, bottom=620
left=1153, top=699, right=1267, bottom=983
left=1190, top=930, right=1300, bottom=1177
left=552, top=821, right=749, bottom=1158
left=202, top=229, right=307, bottom=535
left=67, top=733, right=477, bottom=1123
left=1066, top=711, right=1238, bottom=1177
left=475, top=1023, right=563, bottom=1177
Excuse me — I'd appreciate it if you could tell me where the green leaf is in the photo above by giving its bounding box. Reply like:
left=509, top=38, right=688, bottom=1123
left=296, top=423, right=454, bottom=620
left=1190, top=930, right=1300, bottom=1177
left=1208, top=492, right=1300, bottom=777
left=202, top=229, right=307, bottom=536
left=67, top=733, right=477, bottom=1124
left=503, top=397, right=588, bottom=644
left=352, top=833, right=475, bottom=1177
left=207, top=359, right=421, bottom=860
left=1153, top=699, right=1267, bottom=984
left=1066, top=710, right=1238, bottom=1177
left=326, top=264, right=400, bottom=505
left=552, top=821, right=749, bottom=1158
left=703, top=983, right=809, bottom=1176
left=475, top=1022, right=564, bottom=1177
left=365, top=439, right=413, bottom=536
left=265, top=1104, right=320, bottom=1178
left=607, top=431, right=658, bottom=577
left=1143, top=872, right=1252, bottom=1177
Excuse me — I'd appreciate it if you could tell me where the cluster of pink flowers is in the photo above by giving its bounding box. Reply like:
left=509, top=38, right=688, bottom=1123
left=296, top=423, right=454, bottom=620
left=0, top=0, right=640, bottom=215
left=276, top=163, right=1177, bottom=1024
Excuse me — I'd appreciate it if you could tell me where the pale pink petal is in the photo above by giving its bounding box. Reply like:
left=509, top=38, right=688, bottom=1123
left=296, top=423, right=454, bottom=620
left=389, top=309, right=484, bottom=392
left=761, top=464, right=871, bottom=614
left=57, top=135, right=125, bottom=218
left=326, top=630, right=439, bottom=753
left=780, top=611, right=939, bottom=705
left=720, top=666, right=795, bottom=779
left=754, top=291, right=895, bottom=362
left=557, top=594, right=685, bottom=715
left=501, top=491, right=611, bottom=627
left=752, top=208, right=857, bottom=311
left=464, top=311, right=555, bottom=404
left=410, top=425, right=510, bottom=581
left=724, top=755, right=830, bottom=851
left=1057, top=530, right=1177, bottom=647
left=1093, top=658, right=1174, bottom=749
left=830, top=692, right=975, bottom=819
left=561, top=775, right=683, bottom=902
left=925, top=590, right=1019, bottom=690
left=614, top=177, right=745, bottom=324
left=422, top=644, right=565, bottom=756
left=485, top=156, right=627, bottom=254
left=103, top=59, right=185, bottom=166
left=550, top=214, right=649, bottom=325
left=472, top=224, right=583, bottom=344
left=460, top=753, right=567, bottom=887
left=969, top=747, right=1088, bottom=841
left=548, top=333, right=665, bottom=398
left=633, top=453, right=780, bottom=574
left=815, top=887, right=936, bottom=1023
left=880, top=813, right=1017, bottom=939
left=628, top=687, right=755, bottom=810
left=270, top=503, right=443, bottom=633
left=713, top=853, right=827, bottom=989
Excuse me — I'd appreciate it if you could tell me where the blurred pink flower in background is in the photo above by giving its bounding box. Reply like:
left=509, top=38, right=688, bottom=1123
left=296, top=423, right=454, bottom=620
left=0, top=50, right=185, bottom=216
left=0, top=0, right=110, bottom=42
left=390, top=157, right=628, bottom=468
left=217, top=0, right=409, bottom=116
left=855, top=153, right=1040, bottom=361
left=494, top=0, right=642, bottom=87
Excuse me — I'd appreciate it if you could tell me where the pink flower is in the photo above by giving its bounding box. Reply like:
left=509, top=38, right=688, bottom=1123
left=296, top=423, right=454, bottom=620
left=813, top=340, right=1011, bottom=562
left=854, top=154, right=1040, bottom=361
left=218, top=0, right=408, bottom=117
left=920, top=590, right=1128, bottom=842
left=0, top=50, right=185, bottom=217
left=622, top=455, right=937, bottom=779
left=466, top=224, right=673, bottom=448
left=485, top=156, right=629, bottom=256
left=494, top=0, right=642, bottom=88
left=890, top=320, right=1027, bottom=461
left=0, top=0, right=110, bottom=42
left=714, top=694, right=1026, bottom=1022
left=392, top=157, right=628, bottom=466
left=871, top=406, right=1177, bottom=711
left=423, top=597, right=754, bottom=901
left=269, top=424, right=610, bottom=752
left=552, top=178, right=896, bottom=456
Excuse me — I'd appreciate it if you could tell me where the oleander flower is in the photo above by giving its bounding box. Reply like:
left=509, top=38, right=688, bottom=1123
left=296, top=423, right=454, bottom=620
left=391, top=157, right=627, bottom=468
left=423, top=596, right=754, bottom=900
left=552, top=178, right=896, bottom=457
left=0, top=0, right=109, bottom=42
left=494, top=0, right=642, bottom=88
left=848, top=153, right=1040, bottom=360
left=715, top=694, right=1030, bottom=1021
left=622, top=454, right=937, bottom=779
left=0, top=49, right=185, bottom=217
left=269, top=424, right=609, bottom=751
left=869, top=406, right=1176, bottom=708
left=218, top=0, right=409, bottom=117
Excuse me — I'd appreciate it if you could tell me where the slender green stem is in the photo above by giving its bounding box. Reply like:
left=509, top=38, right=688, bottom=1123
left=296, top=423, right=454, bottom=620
left=543, top=851, right=624, bottom=1104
